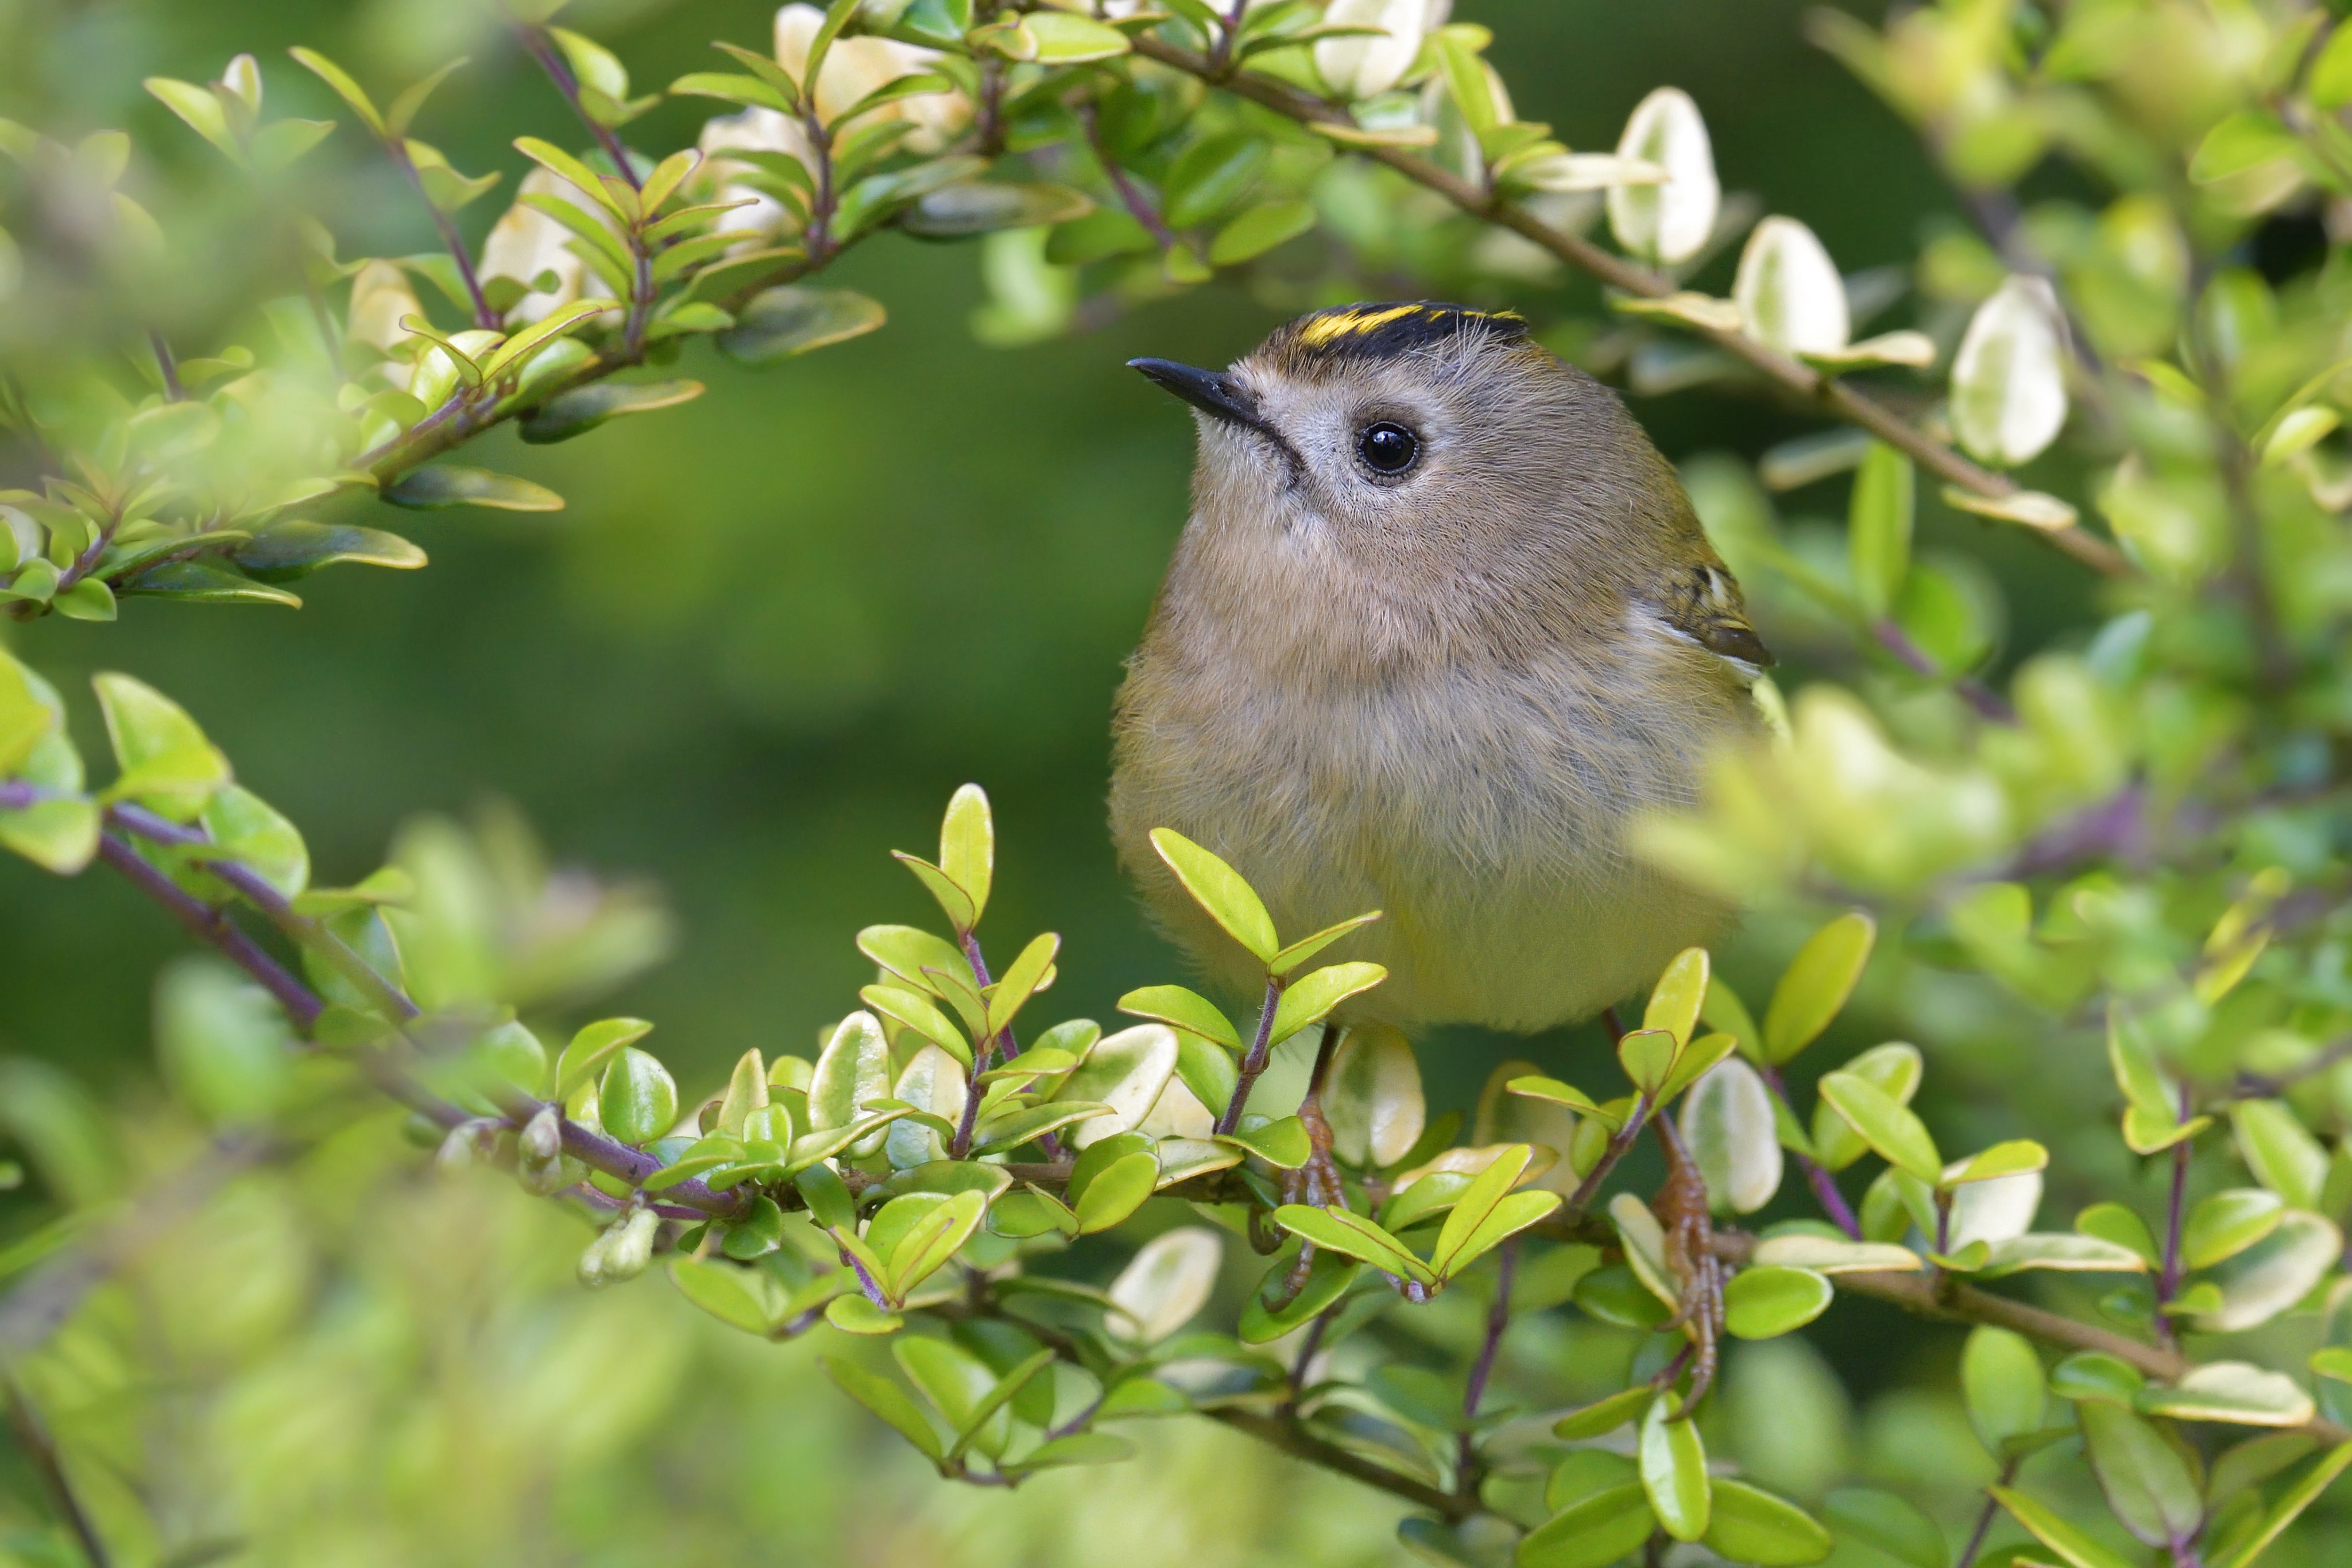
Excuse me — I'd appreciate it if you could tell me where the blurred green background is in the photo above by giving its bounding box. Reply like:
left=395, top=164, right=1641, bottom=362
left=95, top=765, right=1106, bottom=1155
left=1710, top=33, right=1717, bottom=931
left=0, top=2, right=2113, bottom=1563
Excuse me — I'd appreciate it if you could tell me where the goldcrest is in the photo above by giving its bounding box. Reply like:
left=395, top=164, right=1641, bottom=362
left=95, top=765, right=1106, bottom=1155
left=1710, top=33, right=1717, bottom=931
left=1113, top=303, right=1769, bottom=1032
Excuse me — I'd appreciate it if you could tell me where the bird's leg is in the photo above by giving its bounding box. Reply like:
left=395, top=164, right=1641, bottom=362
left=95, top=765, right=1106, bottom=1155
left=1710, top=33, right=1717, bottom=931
left=1285, top=1023, right=1346, bottom=1210
left=1649, top=1113, right=1724, bottom=1411
left=1268, top=1024, right=1347, bottom=1308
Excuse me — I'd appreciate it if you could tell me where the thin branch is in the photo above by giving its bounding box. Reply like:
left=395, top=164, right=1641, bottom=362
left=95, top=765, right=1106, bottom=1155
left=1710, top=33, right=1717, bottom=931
left=2153, top=1083, right=2195, bottom=1349
left=1127, top=32, right=2132, bottom=581
left=1871, top=619, right=2017, bottom=725
left=1216, top=974, right=1287, bottom=1136
left=1456, top=1238, right=1518, bottom=1496
left=1076, top=100, right=1177, bottom=254
left=1956, top=1458, right=2020, bottom=1568
left=515, top=25, right=639, bottom=189
left=380, top=137, right=499, bottom=330
left=107, top=803, right=416, bottom=1021
left=1707, top=1233, right=2352, bottom=1445
left=1206, top=1406, right=1477, bottom=1522
left=2, top=1372, right=111, bottom=1568
left=93, top=831, right=323, bottom=1029
left=148, top=331, right=184, bottom=402
left=1565, top=1093, right=1652, bottom=1213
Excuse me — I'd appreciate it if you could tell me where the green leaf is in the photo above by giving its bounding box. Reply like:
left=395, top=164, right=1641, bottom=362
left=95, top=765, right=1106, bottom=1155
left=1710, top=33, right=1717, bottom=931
left=1643, top=946, right=1711, bottom=1046
left=1324, top=1023, right=1425, bottom=1169
left=52, top=578, right=114, bottom=621
left=1963, top=1326, right=2048, bottom=1456
left=2211, top=1443, right=2352, bottom=1568
left=231, top=520, right=425, bottom=583
left=1723, top=1265, right=1832, bottom=1339
left=517, top=377, right=705, bottom=444
left=1147, top=827, right=1279, bottom=963
left=385, top=56, right=468, bottom=137
left=1617, top=1027, right=1680, bottom=1095
left=1942, top=1139, right=2049, bottom=1188
left=821, top=1355, right=941, bottom=1459
left=717, top=285, right=888, bottom=365
left=668, top=1257, right=779, bottom=1335
left=1848, top=442, right=1914, bottom=619
left=1239, top=1245, right=1357, bottom=1344
left=1274, top=1204, right=1433, bottom=1287
left=199, top=783, right=308, bottom=899
left=144, top=76, right=243, bottom=164
left=1762, top=912, right=1875, bottom=1064
left=893, top=853, right=974, bottom=932
left=809, top=1012, right=892, bottom=1151
left=118, top=559, right=303, bottom=607
left=1506, top=1075, right=1607, bottom=1116
left=970, top=1099, right=1109, bottom=1155
left=2185, top=1188, right=2286, bottom=1270
left=979, top=931, right=1054, bottom=1037
left=1218, top=1115, right=1312, bottom=1170
left=1053, top=1024, right=1178, bottom=1144
left=1074, top=1149, right=1159, bottom=1233
left=2231, top=1101, right=2328, bottom=1211
left=1022, top=10, right=1131, bottom=61
left=1991, top=1487, right=2140, bottom=1568
left=882, top=1186, right=987, bottom=1297
left=599, top=1046, right=678, bottom=1145
left=1160, top=132, right=1270, bottom=230
left=900, top=179, right=1094, bottom=238
left=824, top=1292, right=903, bottom=1335
left=1269, top=962, right=1387, bottom=1040
left=1748, top=1233, right=1922, bottom=1273
left=1816, top=1070, right=1941, bottom=1183
left=1118, top=985, right=1240, bottom=1050
left=557, top=1017, right=651, bottom=1099
left=2312, top=25, right=2352, bottom=109
left=1812, top=1043, right=1923, bottom=1172
left=934, top=783, right=993, bottom=926
left=1705, top=1480, right=1834, bottom=1567
left=857, top=924, right=976, bottom=996
left=860, top=984, right=972, bottom=1068
left=1208, top=199, right=1317, bottom=266
left=1554, top=1385, right=1658, bottom=1441
left=1640, top=1393, right=1711, bottom=1542
left=1429, top=1143, right=1553, bottom=1278
left=2138, top=1362, right=2315, bottom=1428
left=383, top=466, right=563, bottom=511
left=1657, top=1031, right=1740, bottom=1106
left=1518, top=1482, right=1656, bottom=1568
left=93, top=671, right=229, bottom=819
left=288, top=47, right=385, bottom=136
left=1823, top=1489, right=1949, bottom=1568
left=2079, top=1401, right=2203, bottom=1548
left=476, top=299, right=620, bottom=382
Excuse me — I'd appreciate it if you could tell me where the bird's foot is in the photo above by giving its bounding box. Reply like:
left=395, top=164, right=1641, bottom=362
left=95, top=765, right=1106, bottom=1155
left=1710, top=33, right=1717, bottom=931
left=1651, top=1117, right=1724, bottom=1411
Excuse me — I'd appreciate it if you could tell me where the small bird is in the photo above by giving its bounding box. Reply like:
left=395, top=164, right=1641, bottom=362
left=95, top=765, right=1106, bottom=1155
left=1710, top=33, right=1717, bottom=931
left=1111, top=302, right=1769, bottom=1035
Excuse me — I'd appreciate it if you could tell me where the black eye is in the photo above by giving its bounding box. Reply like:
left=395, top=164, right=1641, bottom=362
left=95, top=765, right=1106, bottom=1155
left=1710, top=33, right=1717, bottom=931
left=1357, top=421, right=1419, bottom=475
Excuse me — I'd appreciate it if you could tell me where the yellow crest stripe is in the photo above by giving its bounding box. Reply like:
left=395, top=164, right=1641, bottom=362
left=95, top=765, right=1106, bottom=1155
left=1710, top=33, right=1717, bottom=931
left=1296, top=303, right=1426, bottom=346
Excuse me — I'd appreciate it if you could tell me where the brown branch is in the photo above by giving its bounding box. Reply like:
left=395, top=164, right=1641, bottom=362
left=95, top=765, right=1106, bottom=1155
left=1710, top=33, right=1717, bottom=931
left=1206, top=1406, right=1477, bottom=1522
left=1128, top=33, right=2131, bottom=580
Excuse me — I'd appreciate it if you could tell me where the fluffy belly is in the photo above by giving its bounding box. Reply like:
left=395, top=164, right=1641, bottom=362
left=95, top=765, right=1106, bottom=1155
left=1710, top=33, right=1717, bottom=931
left=1109, top=660, right=1732, bottom=1033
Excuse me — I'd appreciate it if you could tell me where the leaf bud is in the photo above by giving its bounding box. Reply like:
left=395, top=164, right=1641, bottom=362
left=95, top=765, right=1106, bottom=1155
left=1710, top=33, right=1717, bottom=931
left=579, top=1205, right=659, bottom=1287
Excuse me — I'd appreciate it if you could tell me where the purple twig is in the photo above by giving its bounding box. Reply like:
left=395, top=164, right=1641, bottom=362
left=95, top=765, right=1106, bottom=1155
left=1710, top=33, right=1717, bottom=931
left=95, top=832, right=324, bottom=1029
left=2154, top=1083, right=2195, bottom=1346
left=1870, top=618, right=2017, bottom=725
left=1456, top=1239, right=1519, bottom=1496
left=1761, top=1064, right=1862, bottom=1238
left=381, top=137, right=499, bottom=330
left=1216, top=974, right=1289, bottom=1136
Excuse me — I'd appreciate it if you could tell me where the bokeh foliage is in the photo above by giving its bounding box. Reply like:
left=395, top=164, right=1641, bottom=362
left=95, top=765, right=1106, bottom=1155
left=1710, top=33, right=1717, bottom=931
left=6, top=1, right=2352, bottom=1567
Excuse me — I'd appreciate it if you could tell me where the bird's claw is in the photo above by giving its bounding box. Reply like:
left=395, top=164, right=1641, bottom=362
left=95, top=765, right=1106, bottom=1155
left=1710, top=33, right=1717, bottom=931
left=1651, top=1118, right=1724, bottom=1411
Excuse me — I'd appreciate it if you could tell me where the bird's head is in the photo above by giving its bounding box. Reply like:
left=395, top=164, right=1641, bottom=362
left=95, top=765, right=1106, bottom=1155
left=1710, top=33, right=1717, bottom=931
left=1129, top=302, right=1698, bottom=606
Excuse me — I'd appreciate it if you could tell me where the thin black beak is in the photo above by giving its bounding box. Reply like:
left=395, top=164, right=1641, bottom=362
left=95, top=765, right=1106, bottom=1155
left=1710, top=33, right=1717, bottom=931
left=1128, top=358, right=1264, bottom=432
